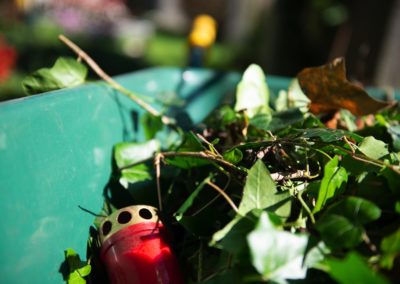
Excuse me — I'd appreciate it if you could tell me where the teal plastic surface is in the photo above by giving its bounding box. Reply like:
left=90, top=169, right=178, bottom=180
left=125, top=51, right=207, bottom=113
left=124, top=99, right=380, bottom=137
left=0, top=67, right=398, bottom=283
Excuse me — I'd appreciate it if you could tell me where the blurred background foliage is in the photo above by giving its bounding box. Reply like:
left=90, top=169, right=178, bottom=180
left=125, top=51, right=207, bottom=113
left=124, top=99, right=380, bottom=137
left=0, top=0, right=399, bottom=101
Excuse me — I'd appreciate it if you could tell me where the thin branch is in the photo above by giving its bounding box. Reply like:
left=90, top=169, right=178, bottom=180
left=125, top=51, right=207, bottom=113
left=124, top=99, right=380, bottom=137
left=314, top=148, right=333, bottom=160
left=343, top=136, right=356, bottom=153
left=161, top=151, right=247, bottom=175
left=192, top=174, right=231, bottom=216
left=58, top=34, right=174, bottom=125
left=297, top=191, right=316, bottom=224
left=196, top=133, right=222, bottom=157
left=154, top=153, right=163, bottom=211
left=206, top=180, right=239, bottom=214
left=119, top=151, right=245, bottom=175
left=333, top=145, right=400, bottom=174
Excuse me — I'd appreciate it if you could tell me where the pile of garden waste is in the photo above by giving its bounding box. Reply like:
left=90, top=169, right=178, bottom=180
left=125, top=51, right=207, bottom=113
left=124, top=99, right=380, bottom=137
left=24, top=53, right=400, bottom=283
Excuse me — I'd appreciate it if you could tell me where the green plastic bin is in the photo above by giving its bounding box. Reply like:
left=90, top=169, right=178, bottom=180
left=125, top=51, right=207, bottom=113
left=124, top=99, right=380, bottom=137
left=0, top=67, right=398, bottom=283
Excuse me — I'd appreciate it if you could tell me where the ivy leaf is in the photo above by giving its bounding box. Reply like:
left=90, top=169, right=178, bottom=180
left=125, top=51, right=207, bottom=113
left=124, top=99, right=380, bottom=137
left=223, top=148, right=243, bottom=164
left=316, top=197, right=381, bottom=249
left=326, top=252, right=389, bottom=284
left=119, top=164, right=152, bottom=189
left=174, top=175, right=212, bottom=221
left=329, top=196, right=381, bottom=224
left=141, top=113, right=163, bottom=140
left=114, top=140, right=159, bottom=188
left=215, top=214, right=256, bottom=255
left=247, top=212, right=309, bottom=282
left=358, top=136, right=389, bottom=160
left=298, top=128, right=362, bottom=143
left=210, top=214, right=243, bottom=248
left=313, top=156, right=348, bottom=213
left=316, top=214, right=363, bottom=250
left=235, top=64, right=271, bottom=118
left=297, top=57, right=391, bottom=115
left=238, top=160, right=291, bottom=218
left=380, top=228, right=400, bottom=269
left=64, top=248, right=91, bottom=284
left=287, top=78, right=310, bottom=111
left=166, top=132, right=209, bottom=169
left=267, top=108, right=304, bottom=132
left=22, top=57, right=87, bottom=94
left=249, top=113, right=272, bottom=131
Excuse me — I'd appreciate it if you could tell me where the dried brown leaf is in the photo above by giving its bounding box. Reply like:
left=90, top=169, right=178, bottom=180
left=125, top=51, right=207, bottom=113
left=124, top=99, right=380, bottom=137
left=297, top=57, right=391, bottom=115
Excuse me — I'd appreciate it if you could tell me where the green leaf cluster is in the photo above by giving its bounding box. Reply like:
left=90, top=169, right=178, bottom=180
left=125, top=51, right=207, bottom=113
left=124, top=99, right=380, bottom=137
left=22, top=57, right=87, bottom=94
left=64, top=248, right=91, bottom=284
left=66, top=64, right=399, bottom=283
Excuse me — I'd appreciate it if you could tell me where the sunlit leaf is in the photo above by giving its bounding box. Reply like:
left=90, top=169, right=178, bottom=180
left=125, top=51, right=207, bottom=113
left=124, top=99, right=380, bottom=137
left=114, top=140, right=159, bottom=188
left=238, top=160, right=291, bottom=218
left=119, top=164, right=152, bottom=189
left=297, top=57, right=391, bottom=115
left=223, top=148, right=243, bottom=164
left=247, top=212, right=309, bottom=282
left=235, top=64, right=271, bottom=118
left=358, top=136, right=389, bottom=160
left=114, top=140, right=159, bottom=168
left=287, top=78, right=310, bottom=112
left=22, top=57, right=87, bottom=94
left=64, top=248, right=91, bottom=284
left=313, top=156, right=348, bottom=213
left=326, top=252, right=389, bottom=284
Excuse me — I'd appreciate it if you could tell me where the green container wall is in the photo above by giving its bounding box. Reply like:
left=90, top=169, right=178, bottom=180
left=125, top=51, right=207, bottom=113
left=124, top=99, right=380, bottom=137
left=0, top=67, right=398, bottom=283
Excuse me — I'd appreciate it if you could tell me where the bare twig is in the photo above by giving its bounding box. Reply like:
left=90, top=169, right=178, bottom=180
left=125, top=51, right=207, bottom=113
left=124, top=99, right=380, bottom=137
left=161, top=151, right=247, bottom=175
left=333, top=145, right=400, bottom=174
left=58, top=34, right=174, bottom=125
left=196, top=133, right=222, bottom=157
left=191, top=174, right=231, bottom=216
left=206, top=180, right=239, bottom=214
left=270, top=170, right=317, bottom=181
left=154, top=153, right=163, bottom=211
left=343, top=136, right=356, bottom=153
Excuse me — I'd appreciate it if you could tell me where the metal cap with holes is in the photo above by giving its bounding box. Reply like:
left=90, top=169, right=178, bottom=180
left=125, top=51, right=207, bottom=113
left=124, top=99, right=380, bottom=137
left=99, top=205, right=159, bottom=243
